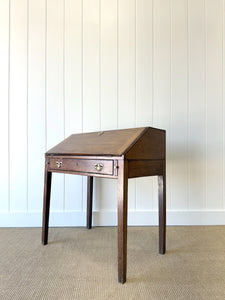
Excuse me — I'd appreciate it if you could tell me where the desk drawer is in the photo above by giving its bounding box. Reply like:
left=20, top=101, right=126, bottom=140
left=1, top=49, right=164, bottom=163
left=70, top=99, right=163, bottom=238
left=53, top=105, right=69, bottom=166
left=49, top=158, right=114, bottom=175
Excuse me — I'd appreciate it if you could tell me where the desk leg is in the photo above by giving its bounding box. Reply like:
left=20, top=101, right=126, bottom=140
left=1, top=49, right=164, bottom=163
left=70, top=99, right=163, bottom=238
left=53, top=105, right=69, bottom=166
left=42, top=164, right=52, bottom=245
left=87, top=176, right=93, bottom=229
left=118, top=160, right=128, bottom=284
left=158, top=172, right=166, bottom=254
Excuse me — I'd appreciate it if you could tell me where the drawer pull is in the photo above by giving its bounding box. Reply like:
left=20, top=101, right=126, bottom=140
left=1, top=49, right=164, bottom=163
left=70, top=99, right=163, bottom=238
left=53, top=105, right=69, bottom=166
left=94, top=163, right=104, bottom=171
left=56, top=161, right=62, bottom=168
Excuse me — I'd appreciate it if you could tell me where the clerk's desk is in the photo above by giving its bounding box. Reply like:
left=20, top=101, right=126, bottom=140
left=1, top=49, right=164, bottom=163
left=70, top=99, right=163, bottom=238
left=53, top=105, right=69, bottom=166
left=42, top=127, right=166, bottom=283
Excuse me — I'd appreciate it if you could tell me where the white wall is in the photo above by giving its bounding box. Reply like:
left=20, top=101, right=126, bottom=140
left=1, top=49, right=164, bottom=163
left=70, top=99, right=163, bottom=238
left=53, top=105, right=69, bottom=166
left=0, top=0, right=224, bottom=227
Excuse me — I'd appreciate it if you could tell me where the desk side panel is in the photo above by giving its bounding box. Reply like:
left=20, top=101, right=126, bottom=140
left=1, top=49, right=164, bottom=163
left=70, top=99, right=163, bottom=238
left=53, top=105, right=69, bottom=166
left=125, top=127, right=166, bottom=160
left=128, top=160, right=165, bottom=178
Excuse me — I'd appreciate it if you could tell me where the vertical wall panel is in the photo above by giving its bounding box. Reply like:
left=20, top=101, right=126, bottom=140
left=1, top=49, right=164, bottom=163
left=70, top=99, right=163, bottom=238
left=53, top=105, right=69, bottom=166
left=100, top=0, right=117, bottom=130
left=83, top=0, right=100, bottom=211
left=0, top=0, right=225, bottom=226
left=153, top=0, right=171, bottom=210
left=0, top=1, right=9, bottom=211
left=188, top=0, right=206, bottom=210
left=9, top=0, right=28, bottom=211
left=98, top=0, right=118, bottom=211
left=223, top=0, right=225, bottom=210
left=205, top=0, right=223, bottom=209
left=136, top=0, right=153, bottom=127
left=118, top=0, right=136, bottom=211
left=46, top=0, right=64, bottom=211
left=65, top=0, right=82, bottom=137
left=64, top=0, right=83, bottom=211
left=136, top=0, right=154, bottom=210
left=27, top=0, right=46, bottom=211
left=170, top=0, right=188, bottom=209
left=118, top=0, right=136, bottom=129
left=83, top=0, right=100, bottom=133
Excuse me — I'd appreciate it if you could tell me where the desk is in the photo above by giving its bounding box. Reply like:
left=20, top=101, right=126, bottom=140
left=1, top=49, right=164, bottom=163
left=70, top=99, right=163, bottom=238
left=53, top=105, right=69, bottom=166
left=42, top=127, right=166, bottom=283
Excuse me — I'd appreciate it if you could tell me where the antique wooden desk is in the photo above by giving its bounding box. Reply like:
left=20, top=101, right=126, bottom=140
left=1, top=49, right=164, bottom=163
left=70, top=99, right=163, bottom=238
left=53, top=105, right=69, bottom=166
left=42, top=127, right=166, bottom=283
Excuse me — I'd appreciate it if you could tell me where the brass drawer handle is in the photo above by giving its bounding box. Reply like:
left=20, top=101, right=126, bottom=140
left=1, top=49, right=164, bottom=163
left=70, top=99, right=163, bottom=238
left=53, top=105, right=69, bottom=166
left=94, top=163, right=104, bottom=171
left=56, top=161, right=62, bottom=168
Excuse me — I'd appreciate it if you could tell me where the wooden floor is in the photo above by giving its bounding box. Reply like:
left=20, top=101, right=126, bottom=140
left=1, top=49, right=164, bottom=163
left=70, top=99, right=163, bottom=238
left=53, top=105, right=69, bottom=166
left=0, top=226, right=224, bottom=300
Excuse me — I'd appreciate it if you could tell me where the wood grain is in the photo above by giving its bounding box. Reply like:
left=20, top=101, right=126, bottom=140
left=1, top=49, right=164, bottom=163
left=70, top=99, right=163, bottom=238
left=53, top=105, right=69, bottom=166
left=87, top=176, right=93, bottom=229
left=43, top=127, right=166, bottom=283
left=49, top=158, right=114, bottom=176
left=46, top=127, right=146, bottom=156
left=42, top=158, right=52, bottom=245
left=158, top=171, right=166, bottom=254
left=125, top=127, right=165, bottom=160
left=128, top=160, right=164, bottom=178
left=117, top=159, right=128, bottom=283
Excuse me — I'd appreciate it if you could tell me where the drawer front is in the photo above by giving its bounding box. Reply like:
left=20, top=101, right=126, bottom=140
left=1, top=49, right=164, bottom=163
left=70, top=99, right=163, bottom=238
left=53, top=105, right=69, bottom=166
left=49, top=158, right=114, bottom=175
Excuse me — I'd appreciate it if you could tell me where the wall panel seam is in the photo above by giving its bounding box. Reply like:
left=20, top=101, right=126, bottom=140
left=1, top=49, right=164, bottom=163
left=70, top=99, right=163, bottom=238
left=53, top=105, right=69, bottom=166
left=152, top=0, right=154, bottom=209
left=134, top=0, right=137, bottom=211
left=27, top=0, right=29, bottom=212
left=204, top=0, right=207, bottom=210
left=81, top=0, right=84, bottom=211
left=81, top=0, right=83, bottom=134
left=8, top=0, right=11, bottom=212
left=222, top=0, right=225, bottom=209
left=152, top=0, right=154, bottom=127
left=63, top=0, right=66, bottom=211
left=99, top=0, right=101, bottom=130
left=169, top=0, right=172, bottom=210
left=187, top=0, right=190, bottom=210
left=44, top=0, right=47, bottom=152
left=116, top=0, right=119, bottom=129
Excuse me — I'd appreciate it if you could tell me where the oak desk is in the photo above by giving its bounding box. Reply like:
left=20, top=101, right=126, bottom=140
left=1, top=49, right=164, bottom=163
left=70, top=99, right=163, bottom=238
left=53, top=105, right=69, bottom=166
left=42, top=127, right=166, bottom=283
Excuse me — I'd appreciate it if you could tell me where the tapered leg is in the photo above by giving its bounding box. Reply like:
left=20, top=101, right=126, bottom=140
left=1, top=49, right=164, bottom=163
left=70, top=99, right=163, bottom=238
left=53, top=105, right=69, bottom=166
left=117, top=160, right=128, bottom=284
left=87, top=176, right=93, bottom=229
left=158, top=172, right=166, bottom=254
left=42, top=162, right=52, bottom=245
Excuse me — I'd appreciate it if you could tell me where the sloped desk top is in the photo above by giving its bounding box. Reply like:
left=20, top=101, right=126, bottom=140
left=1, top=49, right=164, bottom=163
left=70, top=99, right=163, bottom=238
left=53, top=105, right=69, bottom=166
left=46, top=127, right=147, bottom=156
left=42, top=127, right=166, bottom=283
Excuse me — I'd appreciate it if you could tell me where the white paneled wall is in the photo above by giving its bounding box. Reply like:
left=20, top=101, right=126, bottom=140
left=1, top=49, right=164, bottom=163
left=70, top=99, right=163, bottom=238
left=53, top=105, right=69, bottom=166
left=0, top=0, right=224, bottom=227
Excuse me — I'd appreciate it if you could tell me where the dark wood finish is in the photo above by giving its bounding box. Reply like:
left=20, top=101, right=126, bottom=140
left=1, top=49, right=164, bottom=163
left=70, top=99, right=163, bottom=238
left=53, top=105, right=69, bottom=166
left=49, top=157, right=114, bottom=175
left=42, top=126, right=166, bottom=283
left=125, top=127, right=165, bottom=160
left=46, top=168, right=118, bottom=179
left=128, top=159, right=164, bottom=178
left=117, top=160, right=128, bottom=284
left=42, top=159, right=52, bottom=245
left=87, top=176, right=93, bottom=229
left=158, top=171, right=166, bottom=254
left=46, top=127, right=146, bottom=156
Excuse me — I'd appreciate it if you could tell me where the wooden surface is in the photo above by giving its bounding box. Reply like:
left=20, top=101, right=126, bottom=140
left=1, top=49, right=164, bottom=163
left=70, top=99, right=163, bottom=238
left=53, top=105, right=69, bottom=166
left=42, top=162, right=52, bottom=245
left=49, top=157, right=114, bottom=175
left=46, top=127, right=147, bottom=156
left=128, top=160, right=164, bottom=178
left=125, top=127, right=165, bottom=160
left=158, top=171, right=166, bottom=254
left=87, top=176, right=93, bottom=229
left=117, top=160, right=128, bottom=284
left=42, top=126, right=166, bottom=283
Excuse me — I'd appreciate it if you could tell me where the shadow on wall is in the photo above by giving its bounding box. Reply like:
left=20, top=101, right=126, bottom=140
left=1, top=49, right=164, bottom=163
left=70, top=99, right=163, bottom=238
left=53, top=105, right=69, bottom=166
left=169, top=138, right=223, bottom=209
